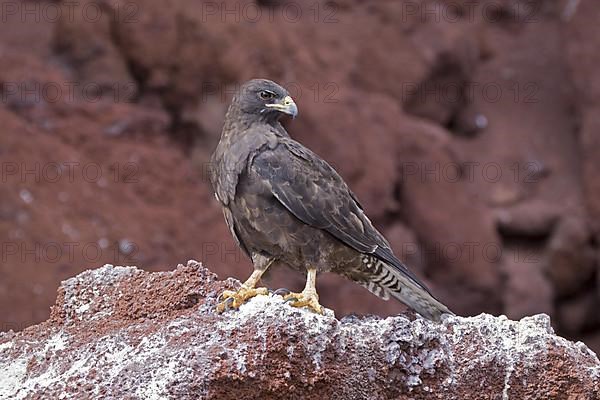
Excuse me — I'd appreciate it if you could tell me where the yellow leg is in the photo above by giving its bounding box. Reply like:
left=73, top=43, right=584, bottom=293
left=284, top=268, right=324, bottom=314
left=216, top=269, right=269, bottom=313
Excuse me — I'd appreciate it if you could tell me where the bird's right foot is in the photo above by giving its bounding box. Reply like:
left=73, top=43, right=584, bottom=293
left=284, top=290, right=324, bottom=315
left=216, top=286, right=269, bottom=313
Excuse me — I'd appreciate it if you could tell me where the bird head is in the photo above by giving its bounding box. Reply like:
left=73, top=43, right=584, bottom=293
left=233, top=79, right=298, bottom=122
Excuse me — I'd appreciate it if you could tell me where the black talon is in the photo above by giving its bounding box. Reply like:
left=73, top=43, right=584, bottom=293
left=218, top=296, right=234, bottom=312
left=226, top=300, right=237, bottom=312
left=273, top=288, right=291, bottom=296
left=217, top=293, right=224, bottom=302
left=216, top=296, right=234, bottom=313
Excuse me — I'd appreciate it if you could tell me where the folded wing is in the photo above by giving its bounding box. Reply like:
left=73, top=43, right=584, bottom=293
left=250, top=139, right=433, bottom=296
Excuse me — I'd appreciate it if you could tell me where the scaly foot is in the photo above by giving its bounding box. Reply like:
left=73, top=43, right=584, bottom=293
left=216, top=286, right=269, bottom=313
left=284, top=290, right=324, bottom=314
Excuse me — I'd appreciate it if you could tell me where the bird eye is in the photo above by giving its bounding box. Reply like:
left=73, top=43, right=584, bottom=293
left=259, top=91, right=275, bottom=100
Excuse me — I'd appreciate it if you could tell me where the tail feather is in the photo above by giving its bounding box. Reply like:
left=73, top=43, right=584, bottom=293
left=357, top=254, right=453, bottom=321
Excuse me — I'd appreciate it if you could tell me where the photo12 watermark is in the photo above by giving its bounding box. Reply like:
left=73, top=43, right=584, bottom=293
left=402, top=81, right=540, bottom=105
left=399, top=161, right=546, bottom=184
left=199, top=161, right=546, bottom=186
left=2, top=239, right=140, bottom=265
left=403, top=241, right=540, bottom=264
left=1, top=162, right=140, bottom=185
left=201, top=81, right=340, bottom=104
left=190, top=239, right=540, bottom=265
left=199, top=1, right=339, bottom=24
left=1, top=1, right=140, bottom=23
left=1, top=81, right=137, bottom=105
left=399, top=1, right=540, bottom=24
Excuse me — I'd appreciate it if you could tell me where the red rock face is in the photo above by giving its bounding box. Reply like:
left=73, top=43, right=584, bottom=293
left=1, top=0, right=600, bottom=357
left=1, top=262, right=599, bottom=399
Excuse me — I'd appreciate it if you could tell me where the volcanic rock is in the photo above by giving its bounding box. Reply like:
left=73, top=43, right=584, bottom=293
left=1, top=261, right=598, bottom=399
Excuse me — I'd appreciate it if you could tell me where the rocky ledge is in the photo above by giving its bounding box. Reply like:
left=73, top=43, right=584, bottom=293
left=0, top=261, right=598, bottom=399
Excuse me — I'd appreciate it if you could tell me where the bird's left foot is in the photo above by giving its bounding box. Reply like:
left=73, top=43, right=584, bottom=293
left=216, top=286, right=269, bottom=313
left=284, top=290, right=324, bottom=315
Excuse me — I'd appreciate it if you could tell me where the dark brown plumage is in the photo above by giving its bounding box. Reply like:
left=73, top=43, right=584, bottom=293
left=210, top=79, right=452, bottom=320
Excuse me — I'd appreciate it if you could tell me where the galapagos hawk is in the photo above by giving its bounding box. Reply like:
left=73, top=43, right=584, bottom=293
left=210, top=79, right=452, bottom=321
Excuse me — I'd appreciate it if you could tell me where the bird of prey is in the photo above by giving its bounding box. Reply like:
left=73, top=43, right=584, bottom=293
left=210, top=79, right=452, bottom=321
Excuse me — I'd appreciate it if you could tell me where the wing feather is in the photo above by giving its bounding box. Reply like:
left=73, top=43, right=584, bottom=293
left=251, top=139, right=432, bottom=294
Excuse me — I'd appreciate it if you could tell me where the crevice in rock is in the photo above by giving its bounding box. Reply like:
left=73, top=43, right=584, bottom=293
left=380, top=178, right=409, bottom=228
left=255, top=0, right=280, bottom=8
left=496, top=227, right=552, bottom=248
left=103, top=2, right=146, bottom=102
left=403, top=53, right=468, bottom=129
left=100, top=4, right=202, bottom=149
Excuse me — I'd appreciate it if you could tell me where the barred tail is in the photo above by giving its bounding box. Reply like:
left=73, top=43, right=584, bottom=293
left=357, top=254, right=453, bottom=322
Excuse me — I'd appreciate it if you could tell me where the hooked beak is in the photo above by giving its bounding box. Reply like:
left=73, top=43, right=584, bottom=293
left=265, top=95, right=298, bottom=118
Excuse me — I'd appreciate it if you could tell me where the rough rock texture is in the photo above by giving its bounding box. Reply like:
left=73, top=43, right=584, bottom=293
left=1, top=261, right=599, bottom=400
left=2, top=0, right=600, bottom=357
